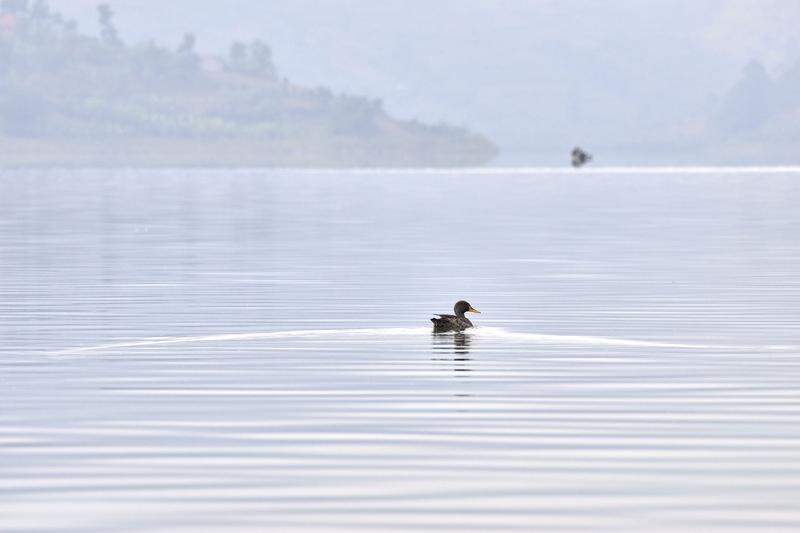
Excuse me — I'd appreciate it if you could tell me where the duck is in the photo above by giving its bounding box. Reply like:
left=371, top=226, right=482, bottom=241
left=431, top=300, right=481, bottom=333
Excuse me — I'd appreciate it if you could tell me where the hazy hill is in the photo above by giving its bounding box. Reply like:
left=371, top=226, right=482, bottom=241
left=0, top=2, right=497, bottom=167
left=49, top=0, right=800, bottom=165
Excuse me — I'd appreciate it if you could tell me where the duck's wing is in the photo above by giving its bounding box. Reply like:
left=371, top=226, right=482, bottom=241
left=431, top=314, right=461, bottom=332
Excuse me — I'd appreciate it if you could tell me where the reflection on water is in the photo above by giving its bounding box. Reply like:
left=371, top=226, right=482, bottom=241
left=431, top=332, right=472, bottom=373
left=2, top=168, right=800, bottom=532
left=452, top=332, right=471, bottom=357
left=431, top=331, right=472, bottom=356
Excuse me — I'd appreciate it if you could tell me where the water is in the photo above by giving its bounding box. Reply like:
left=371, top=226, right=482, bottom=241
left=2, top=168, right=800, bottom=532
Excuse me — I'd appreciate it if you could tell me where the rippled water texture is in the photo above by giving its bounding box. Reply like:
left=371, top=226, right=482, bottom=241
left=2, top=168, right=800, bottom=532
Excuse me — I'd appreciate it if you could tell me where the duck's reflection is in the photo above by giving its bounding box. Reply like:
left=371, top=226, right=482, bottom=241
left=452, top=333, right=471, bottom=358
left=431, top=332, right=472, bottom=373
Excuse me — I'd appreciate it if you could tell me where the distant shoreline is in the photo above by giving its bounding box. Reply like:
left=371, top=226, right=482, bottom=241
left=0, top=137, right=495, bottom=168
left=3, top=139, right=798, bottom=171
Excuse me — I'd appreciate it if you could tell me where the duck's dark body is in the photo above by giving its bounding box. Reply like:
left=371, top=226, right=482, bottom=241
left=431, top=314, right=473, bottom=333
left=431, top=300, right=480, bottom=333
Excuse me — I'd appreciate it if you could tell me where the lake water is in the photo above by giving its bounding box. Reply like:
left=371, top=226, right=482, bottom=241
left=2, top=168, right=800, bottom=532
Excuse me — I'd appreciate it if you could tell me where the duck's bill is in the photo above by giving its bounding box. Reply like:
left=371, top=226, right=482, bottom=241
left=468, top=307, right=481, bottom=313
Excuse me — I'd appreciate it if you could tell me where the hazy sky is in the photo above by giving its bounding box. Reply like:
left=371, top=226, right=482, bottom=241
left=50, top=0, right=800, bottom=161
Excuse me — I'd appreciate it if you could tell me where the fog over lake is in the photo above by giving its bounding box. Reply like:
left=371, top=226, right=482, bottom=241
left=46, top=0, right=800, bottom=164
left=2, top=168, right=799, bottom=532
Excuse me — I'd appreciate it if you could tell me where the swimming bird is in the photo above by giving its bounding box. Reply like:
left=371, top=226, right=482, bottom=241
left=431, top=300, right=481, bottom=333
left=571, top=146, right=593, bottom=168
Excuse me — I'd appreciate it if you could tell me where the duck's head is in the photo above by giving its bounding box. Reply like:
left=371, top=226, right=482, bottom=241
left=454, top=300, right=481, bottom=317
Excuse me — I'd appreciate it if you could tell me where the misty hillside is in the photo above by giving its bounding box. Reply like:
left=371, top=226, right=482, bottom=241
left=49, top=0, right=800, bottom=165
left=0, top=2, right=497, bottom=167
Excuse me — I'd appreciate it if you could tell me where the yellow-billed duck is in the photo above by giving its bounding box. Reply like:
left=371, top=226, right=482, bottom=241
left=431, top=300, right=481, bottom=333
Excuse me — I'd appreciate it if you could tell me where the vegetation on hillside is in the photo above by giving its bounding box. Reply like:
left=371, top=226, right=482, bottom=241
left=0, top=1, right=496, bottom=166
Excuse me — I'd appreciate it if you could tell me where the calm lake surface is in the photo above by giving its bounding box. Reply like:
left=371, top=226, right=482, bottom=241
left=2, top=168, right=800, bottom=532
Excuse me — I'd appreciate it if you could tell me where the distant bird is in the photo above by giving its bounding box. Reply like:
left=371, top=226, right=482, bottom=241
left=571, top=147, right=593, bottom=168
left=431, top=300, right=481, bottom=333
